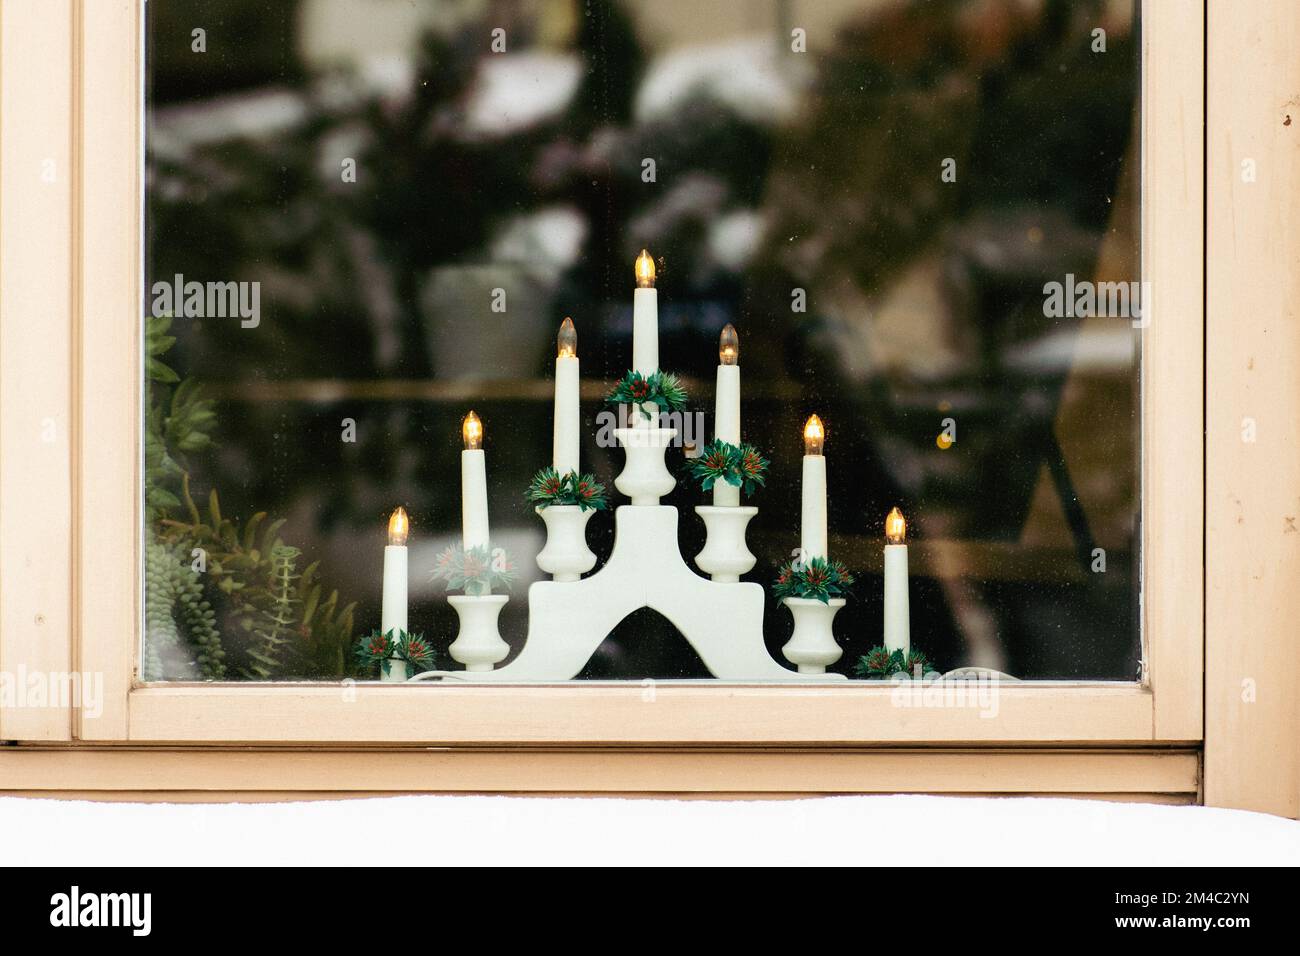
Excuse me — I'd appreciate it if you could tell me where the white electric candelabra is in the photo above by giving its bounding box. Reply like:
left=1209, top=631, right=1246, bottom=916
left=403, top=250, right=872, bottom=683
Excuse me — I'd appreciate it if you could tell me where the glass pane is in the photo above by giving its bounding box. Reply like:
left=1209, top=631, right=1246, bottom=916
left=144, top=0, right=1141, bottom=682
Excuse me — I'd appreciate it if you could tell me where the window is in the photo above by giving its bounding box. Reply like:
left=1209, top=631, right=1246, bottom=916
left=29, top=0, right=1300, bottom=815
left=58, top=0, right=1201, bottom=747
left=143, top=0, right=1144, bottom=684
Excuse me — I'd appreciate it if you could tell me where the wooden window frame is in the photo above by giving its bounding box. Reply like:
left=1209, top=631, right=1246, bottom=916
left=20, top=0, right=1299, bottom=810
left=1203, top=0, right=1300, bottom=818
left=73, top=0, right=1203, bottom=746
left=0, top=0, right=76, bottom=743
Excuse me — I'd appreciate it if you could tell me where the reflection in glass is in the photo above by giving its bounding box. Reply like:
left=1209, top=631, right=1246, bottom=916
left=144, top=0, right=1140, bottom=681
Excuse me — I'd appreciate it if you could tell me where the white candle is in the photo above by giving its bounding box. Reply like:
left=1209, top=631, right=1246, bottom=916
left=461, top=449, right=490, bottom=551
left=460, top=412, right=491, bottom=598
left=714, top=323, right=741, bottom=507
left=799, top=415, right=827, bottom=561
left=553, top=318, right=580, bottom=475
left=632, top=249, right=658, bottom=373
left=883, top=507, right=910, bottom=656
left=380, top=507, right=409, bottom=682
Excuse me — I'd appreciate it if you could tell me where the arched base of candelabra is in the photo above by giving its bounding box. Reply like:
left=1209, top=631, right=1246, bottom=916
left=428, top=505, right=845, bottom=682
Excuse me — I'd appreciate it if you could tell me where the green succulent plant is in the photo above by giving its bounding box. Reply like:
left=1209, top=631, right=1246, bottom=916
left=144, top=315, right=360, bottom=680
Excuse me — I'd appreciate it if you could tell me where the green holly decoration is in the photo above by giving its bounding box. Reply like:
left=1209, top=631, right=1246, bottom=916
left=852, top=647, right=904, bottom=676
left=527, top=466, right=566, bottom=504
left=604, top=369, right=689, bottom=414
left=735, top=444, right=769, bottom=495
left=687, top=441, right=734, bottom=491
left=853, top=646, right=934, bottom=679
left=651, top=372, right=688, bottom=412
left=903, top=649, right=932, bottom=678
left=687, top=440, right=769, bottom=497
left=403, top=632, right=437, bottom=671
left=568, top=473, right=608, bottom=511
left=526, top=468, right=609, bottom=512
left=431, top=543, right=516, bottom=596
left=354, top=628, right=438, bottom=678
left=772, top=555, right=855, bottom=604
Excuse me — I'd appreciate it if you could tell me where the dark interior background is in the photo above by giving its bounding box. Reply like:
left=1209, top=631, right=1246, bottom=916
left=144, top=0, right=1141, bottom=681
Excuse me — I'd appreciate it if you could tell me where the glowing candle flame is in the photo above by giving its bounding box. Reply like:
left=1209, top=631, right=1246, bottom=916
left=557, top=317, right=577, bottom=358
left=635, top=249, right=656, bottom=288
left=885, top=507, right=906, bottom=545
left=387, top=506, right=409, bottom=545
left=719, top=323, right=739, bottom=366
left=803, top=414, right=825, bottom=456
left=462, top=410, right=483, bottom=450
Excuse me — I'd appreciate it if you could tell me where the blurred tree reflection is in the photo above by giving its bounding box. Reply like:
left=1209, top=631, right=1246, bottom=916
left=146, top=0, right=1139, bottom=680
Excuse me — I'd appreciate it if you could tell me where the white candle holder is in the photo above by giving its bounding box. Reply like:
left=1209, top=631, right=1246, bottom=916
left=781, top=597, right=846, bottom=674
left=535, top=504, right=597, bottom=582
left=614, top=426, right=677, bottom=505
left=693, top=505, right=758, bottom=582
left=447, top=594, right=510, bottom=672
left=383, top=656, right=409, bottom=683
left=630, top=401, right=658, bottom=427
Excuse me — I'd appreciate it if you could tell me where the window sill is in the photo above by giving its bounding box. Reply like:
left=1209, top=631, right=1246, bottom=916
left=114, top=681, right=1176, bottom=745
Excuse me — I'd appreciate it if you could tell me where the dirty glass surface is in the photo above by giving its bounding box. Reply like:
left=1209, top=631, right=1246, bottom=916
left=144, top=0, right=1140, bottom=681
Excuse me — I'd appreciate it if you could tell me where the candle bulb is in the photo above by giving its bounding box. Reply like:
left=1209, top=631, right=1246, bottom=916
left=883, top=506, right=910, bottom=656
left=635, top=248, right=656, bottom=288
left=557, top=315, right=577, bottom=357
left=460, top=411, right=492, bottom=595
left=632, top=248, right=659, bottom=374
left=462, top=409, right=483, bottom=450
left=714, top=323, right=741, bottom=507
left=799, top=414, right=828, bottom=561
left=553, top=318, right=580, bottom=475
left=388, top=506, right=409, bottom=545
left=719, top=323, right=738, bottom=366
left=381, top=507, right=409, bottom=682
left=803, top=413, right=824, bottom=456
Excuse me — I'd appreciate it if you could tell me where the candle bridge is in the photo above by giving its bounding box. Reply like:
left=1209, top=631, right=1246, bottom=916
left=399, top=249, right=886, bottom=682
